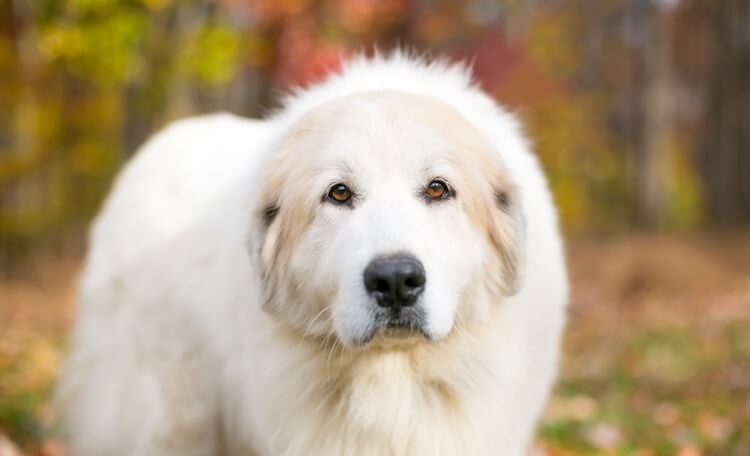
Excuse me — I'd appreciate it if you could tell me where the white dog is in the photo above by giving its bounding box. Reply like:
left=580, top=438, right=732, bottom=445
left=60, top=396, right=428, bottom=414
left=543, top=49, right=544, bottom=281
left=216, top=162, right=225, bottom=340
left=58, top=53, right=568, bottom=456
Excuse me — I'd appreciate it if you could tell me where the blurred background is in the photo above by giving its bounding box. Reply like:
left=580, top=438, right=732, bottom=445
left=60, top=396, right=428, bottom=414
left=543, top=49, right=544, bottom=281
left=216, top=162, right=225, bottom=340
left=0, top=0, right=748, bottom=455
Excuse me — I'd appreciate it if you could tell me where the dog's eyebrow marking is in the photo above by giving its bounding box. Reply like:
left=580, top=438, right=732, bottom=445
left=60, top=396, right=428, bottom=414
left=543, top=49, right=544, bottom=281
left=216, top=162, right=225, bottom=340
left=262, top=203, right=280, bottom=226
left=495, top=189, right=511, bottom=212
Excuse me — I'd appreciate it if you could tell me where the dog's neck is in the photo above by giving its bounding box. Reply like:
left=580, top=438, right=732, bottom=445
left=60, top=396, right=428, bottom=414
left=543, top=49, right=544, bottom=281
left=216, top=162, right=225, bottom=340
left=315, top=321, right=498, bottom=408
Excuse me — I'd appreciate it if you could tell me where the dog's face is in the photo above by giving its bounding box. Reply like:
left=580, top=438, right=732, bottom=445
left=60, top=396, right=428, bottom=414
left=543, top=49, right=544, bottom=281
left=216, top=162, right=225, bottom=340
left=252, top=91, right=524, bottom=347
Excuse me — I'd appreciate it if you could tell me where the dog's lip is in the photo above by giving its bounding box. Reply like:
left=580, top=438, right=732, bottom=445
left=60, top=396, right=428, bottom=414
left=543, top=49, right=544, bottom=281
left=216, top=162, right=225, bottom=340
left=378, top=319, right=430, bottom=341
left=354, top=324, right=431, bottom=348
left=386, top=319, right=413, bottom=329
left=352, top=307, right=431, bottom=346
left=384, top=309, right=430, bottom=335
left=384, top=323, right=420, bottom=336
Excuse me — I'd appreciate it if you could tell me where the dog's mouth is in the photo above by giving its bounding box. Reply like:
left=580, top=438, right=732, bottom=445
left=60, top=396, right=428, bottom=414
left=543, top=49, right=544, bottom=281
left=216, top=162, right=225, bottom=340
left=383, top=323, right=421, bottom=337
left=358, top=308, right=431, bottom=346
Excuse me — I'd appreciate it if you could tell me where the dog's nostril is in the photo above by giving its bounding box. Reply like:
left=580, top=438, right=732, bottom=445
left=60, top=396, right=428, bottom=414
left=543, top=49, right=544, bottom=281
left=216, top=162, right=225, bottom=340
left=375, top=279, right=390, bottom=293
left=363, top=253, right=426, bottom=308
left=403, top=276, right=423, bottom=289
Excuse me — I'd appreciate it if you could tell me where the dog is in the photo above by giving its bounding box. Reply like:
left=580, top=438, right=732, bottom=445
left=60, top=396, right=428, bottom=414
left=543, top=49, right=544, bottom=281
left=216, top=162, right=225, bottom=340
left=57, top=53, right=568, bottom=455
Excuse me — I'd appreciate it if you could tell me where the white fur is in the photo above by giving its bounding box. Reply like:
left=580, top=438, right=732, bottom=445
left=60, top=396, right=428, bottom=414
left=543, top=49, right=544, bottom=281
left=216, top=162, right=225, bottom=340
left=58, top=53, right=568, bottom=456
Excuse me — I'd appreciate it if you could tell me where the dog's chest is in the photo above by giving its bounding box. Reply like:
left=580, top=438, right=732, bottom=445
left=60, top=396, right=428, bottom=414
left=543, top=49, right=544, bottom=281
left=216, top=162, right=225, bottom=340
left=265, top=353, right=496, bottom=455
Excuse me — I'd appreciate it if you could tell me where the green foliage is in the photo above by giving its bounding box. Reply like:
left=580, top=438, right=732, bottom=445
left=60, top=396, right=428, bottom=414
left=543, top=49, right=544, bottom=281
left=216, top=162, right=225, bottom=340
left=661, top=138, right=704, bottom=229
left=528, top=94, right=630, bottom=232
left=39, top=10, right=146, bottom=85
left=181, top=23, right=241, bottom=85
left=0, top=337, right=60, bottom=445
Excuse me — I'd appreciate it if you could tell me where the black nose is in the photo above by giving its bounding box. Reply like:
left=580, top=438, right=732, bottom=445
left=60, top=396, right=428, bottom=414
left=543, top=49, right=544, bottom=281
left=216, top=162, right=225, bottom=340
left=363, top=254, right=426, bottom=309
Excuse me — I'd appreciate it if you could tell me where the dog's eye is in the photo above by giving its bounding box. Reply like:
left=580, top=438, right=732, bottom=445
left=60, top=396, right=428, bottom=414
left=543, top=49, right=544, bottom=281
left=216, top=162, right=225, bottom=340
left=328, top=183, right=353, bottom=203
left=425, top=179, right=450, bottom=200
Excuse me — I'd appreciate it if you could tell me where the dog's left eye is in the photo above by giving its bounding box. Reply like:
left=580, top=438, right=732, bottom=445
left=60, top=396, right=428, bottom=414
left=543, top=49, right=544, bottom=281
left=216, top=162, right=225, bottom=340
left=327, top=183, right=353, bottom=204
left=425, top=179, right=451, bottom=200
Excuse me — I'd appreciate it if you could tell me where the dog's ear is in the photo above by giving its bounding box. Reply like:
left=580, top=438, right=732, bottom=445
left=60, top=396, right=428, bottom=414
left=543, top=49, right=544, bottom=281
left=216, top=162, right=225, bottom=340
left=248, top=180, right=283, bottom=314
left=248, top=140, right=317, bottom=315
left=486, top=181, right=526, bottom=296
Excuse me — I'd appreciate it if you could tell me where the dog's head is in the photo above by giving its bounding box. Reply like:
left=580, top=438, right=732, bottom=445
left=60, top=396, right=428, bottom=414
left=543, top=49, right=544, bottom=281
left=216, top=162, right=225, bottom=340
left=250, top=91, right=525, bottom=347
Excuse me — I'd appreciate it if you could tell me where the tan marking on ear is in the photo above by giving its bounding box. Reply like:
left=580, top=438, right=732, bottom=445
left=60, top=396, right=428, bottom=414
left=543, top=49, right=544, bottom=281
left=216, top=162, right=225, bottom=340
left=253, top=109, right=332, bottom=314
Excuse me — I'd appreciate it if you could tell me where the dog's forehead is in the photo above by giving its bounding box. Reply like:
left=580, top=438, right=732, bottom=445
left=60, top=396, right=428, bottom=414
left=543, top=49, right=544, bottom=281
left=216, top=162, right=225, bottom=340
left=294, top=91, right=487, bottom=165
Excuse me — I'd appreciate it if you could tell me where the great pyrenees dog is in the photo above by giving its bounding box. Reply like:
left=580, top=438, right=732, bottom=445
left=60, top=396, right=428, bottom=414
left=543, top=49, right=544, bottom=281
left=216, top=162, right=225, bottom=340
left=58, top=53, right=568, bottom=456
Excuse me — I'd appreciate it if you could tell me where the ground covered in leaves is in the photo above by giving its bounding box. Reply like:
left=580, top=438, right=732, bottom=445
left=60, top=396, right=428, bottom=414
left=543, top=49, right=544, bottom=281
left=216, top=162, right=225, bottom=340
left=1, top=234, right=749, bottom=455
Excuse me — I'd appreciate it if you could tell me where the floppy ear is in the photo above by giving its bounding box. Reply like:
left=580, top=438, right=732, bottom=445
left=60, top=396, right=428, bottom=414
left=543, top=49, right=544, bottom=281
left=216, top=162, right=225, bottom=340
left=247, top=180, right=284, bottom=314
left=247, top=137, right=317, bottom=316
left=486, top=182, right=526, bottom=296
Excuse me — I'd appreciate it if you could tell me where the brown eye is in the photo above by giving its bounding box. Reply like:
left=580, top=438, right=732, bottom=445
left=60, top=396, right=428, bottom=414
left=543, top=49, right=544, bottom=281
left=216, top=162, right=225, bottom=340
left=426, top=180, right=450, bottom=200
left=328, top=183, right=352, bottom=203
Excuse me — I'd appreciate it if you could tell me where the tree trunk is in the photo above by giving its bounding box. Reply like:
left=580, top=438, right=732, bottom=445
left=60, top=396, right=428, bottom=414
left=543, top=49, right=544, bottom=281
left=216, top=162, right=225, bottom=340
left=701, top=0, right=750, bottom=225
left=638, top=6, right=671, bottom=228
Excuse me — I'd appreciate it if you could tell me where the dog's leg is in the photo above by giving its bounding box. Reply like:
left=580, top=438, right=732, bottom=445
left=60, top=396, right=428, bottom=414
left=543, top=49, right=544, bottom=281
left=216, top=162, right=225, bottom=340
left=57, top=290, right=218, bottom=456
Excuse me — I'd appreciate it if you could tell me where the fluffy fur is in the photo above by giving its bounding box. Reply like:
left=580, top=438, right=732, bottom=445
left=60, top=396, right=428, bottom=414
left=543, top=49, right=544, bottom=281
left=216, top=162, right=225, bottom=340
left=57, top=53, right=568, bottom=456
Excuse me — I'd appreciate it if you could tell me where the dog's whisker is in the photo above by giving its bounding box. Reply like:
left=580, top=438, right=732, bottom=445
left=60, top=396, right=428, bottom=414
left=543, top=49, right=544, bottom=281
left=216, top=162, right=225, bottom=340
left=304, top=306, right=330, bottom=336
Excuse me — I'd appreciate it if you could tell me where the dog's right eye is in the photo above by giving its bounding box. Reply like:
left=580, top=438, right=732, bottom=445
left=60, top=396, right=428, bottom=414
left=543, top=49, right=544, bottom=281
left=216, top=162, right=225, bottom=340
left=425, top=179, right=452, bottom=201
left=327, top=183, right=353, bottom=204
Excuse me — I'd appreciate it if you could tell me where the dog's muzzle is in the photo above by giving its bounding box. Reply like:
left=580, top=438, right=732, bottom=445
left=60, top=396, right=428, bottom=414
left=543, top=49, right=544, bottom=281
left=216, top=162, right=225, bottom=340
left=361, top=253, right=429, bottom=343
